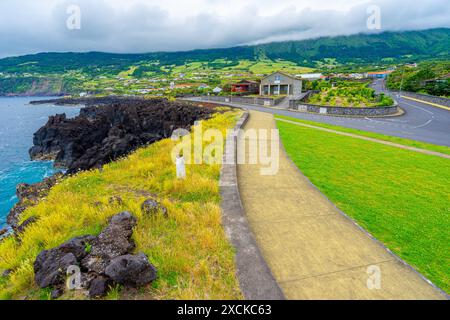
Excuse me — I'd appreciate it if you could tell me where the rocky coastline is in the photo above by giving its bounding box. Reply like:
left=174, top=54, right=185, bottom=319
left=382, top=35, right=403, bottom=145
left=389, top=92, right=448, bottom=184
left=29, top=97, right=214, bottom=174
left=1, top=97, right=218, bottom=298
left=2, top=97, right=215, bottom=239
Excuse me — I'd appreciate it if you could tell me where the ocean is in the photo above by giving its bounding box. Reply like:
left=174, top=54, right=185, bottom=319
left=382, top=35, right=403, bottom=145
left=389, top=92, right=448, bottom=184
left=0, top=97, right=80, bottom=228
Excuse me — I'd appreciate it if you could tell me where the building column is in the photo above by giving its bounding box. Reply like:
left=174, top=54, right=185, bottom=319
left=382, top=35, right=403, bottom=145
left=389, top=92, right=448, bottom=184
left=287, top=84, right=291, bottom=96
left=268, top=85, right=271, bottom=96
left=278, top=84, right=281, bottom=95
left=259, top=84, right=262, bottom=96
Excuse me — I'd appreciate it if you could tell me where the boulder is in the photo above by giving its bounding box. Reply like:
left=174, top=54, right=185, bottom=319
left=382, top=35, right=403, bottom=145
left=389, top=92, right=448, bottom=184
left=81, top=211, right=136, bottom=273
left=58, top=235, right=96, bottom=260
left=33, top=211, right=157, bottom=298
left=105, top=253, right=157, bottom=287
left=34, top=235, right=95, bottom=288
left=50, top=287, right=65, bottom=299
left=141, top=199, right=168, bottom=217
left=34, top=250, right=77, bottom=288
left=89, top=276, right=113, bottom=298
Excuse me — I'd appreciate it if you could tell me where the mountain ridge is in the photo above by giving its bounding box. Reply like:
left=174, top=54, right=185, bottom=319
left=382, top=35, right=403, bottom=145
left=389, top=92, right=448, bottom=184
left=0, top=28, right=449, bottom=96
left=1, top=28, right=449, bottom=72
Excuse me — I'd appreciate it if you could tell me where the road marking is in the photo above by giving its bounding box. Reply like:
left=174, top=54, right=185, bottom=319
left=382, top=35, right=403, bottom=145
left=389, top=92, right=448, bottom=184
left=366, top=102, right=435, bottom=129
left=364, top=117, right=403, bottom=128
left=412, top=119, right=433, bottom=129
left=402, top=96, right=450, bottom=111
left=276, top=118, right=450, bottom=159
left=401, top=100, right=435, bottom=115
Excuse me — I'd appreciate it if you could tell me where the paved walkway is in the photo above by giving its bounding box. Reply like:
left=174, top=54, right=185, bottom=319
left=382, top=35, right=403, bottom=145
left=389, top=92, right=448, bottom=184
left=237, top=111, right=447, bottom=300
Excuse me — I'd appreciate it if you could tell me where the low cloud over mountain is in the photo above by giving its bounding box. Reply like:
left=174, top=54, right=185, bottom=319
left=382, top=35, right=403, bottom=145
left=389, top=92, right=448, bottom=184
left=0, top=0, right=449, bottom=57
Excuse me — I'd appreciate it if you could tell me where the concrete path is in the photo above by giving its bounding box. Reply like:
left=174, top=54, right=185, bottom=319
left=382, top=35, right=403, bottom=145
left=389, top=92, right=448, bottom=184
left=237, top=110, right=447, bottom=300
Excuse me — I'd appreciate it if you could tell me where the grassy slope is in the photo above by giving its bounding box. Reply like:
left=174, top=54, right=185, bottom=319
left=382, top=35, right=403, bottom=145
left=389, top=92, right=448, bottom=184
left=275, top=115, right=450, bottom=155
left=276, top=120, right=450, bottom=293
left=0, top=110, right=243, bottom=300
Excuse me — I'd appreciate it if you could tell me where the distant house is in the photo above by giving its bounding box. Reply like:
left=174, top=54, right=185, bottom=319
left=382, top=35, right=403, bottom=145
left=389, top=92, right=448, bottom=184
left=260, top=72, right=303, bottom=97
left=212, top=87, right=222, bottom=94
left=231, top=80, right=260, bottom=94
left=348, top=73, right=365, bottom=79
left=366, top=70, right=394, bottom=79
left=297, top=73, right=323, bottom=81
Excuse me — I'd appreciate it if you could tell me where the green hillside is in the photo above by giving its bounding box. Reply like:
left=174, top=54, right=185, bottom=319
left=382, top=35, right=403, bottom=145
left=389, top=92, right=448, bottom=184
left=0, top=28, right=449, bottom=96
left=387, top=61, right=450, bottom=97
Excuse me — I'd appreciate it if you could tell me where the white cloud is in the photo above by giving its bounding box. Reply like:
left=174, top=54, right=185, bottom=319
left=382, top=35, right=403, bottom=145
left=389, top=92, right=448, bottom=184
left=0, top=0, right=449, bottom=57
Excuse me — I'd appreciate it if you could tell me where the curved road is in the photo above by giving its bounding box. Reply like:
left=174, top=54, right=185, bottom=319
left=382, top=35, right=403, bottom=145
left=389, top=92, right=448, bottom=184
left=189, top=80, right=450, bottom=146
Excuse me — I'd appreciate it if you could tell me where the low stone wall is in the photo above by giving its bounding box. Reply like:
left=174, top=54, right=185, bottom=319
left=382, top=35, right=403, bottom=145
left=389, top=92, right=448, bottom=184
left=219, top=111, right=285, bottom=300
left=401, top=92, right=450, bottom=107
left=289, top=100, right=399, bottom=117
left=200, top=95, right=284, bottom=106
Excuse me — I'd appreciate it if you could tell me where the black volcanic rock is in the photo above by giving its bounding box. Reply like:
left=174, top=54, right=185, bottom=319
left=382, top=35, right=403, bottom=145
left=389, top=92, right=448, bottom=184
left=34, top=235, right=95, bottom=289
left=141, top=198, right=168, bottom=218
left=81, top=211, right=137, bottom=274
left=89, top=276, right=113, bottom=298
left=105, top=253, right=157, bottom=287
left=7, top=174, right=63, bottom=229
left=33, top=211, right=157, bottom=298
left=29, top=98, right=213, bottom=174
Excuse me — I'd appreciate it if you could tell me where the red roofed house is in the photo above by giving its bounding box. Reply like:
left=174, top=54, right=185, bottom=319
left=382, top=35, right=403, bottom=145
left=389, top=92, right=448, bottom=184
left=231, top=80, right=260, bottom=94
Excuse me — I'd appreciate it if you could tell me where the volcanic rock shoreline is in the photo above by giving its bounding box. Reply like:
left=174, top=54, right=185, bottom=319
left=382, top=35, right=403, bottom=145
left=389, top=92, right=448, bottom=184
left=0, top=97, right=214, bottom=239
left=29, top=97, right=214, bottom=174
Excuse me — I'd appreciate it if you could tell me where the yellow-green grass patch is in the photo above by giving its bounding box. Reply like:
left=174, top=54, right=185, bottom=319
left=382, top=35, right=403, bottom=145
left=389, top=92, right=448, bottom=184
left=0, top=110, right=243, bottom=300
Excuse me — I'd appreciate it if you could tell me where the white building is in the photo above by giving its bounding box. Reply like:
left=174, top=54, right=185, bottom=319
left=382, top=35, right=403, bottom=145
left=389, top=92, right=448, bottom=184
left=212, top=87, right=222, bottom=94
left=296, top=73, right=323, bottom=81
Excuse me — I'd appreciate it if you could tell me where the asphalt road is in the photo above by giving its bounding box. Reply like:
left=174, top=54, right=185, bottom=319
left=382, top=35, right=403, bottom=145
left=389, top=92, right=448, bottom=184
left=188, top=80, right=450, bottom=147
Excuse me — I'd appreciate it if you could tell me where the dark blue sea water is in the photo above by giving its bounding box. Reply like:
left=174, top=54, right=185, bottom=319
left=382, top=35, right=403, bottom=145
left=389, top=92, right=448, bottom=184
left=0, top=97, right=80, bottom=228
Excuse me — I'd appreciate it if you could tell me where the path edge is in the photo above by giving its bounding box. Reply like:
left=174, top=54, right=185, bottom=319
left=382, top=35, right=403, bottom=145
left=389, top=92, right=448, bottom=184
left=220, top=111, right=285, bottom=300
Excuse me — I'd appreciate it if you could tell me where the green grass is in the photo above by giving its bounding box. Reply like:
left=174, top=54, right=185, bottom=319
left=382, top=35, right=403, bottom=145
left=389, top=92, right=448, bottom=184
left=308, top=80, right=394, bottom=107
left=276, top=119, right=450, bottom=293
left=275, top=115, right=450, bottom=156
left=0, top=110, right=243, bottom=300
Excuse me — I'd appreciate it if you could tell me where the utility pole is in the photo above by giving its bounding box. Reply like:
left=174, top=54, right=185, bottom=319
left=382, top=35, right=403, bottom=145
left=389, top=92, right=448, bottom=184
left=398, top=67, right=405, bottom=98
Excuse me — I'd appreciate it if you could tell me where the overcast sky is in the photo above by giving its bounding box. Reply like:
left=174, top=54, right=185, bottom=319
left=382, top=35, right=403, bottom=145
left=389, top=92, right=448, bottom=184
left=0, top=0, right=449, bottom=58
